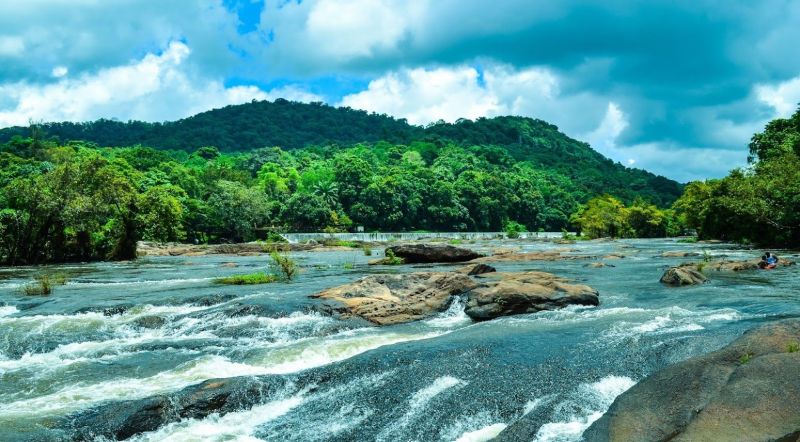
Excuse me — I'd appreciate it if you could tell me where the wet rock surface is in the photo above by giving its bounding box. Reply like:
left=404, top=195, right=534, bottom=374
left=464, top=272, right=600, bottom=321
left=584, top=319, right=800, bottom=442
left=660, top=267, right=707, bottom=286
left=385, top=244, right=483, bottom=263
left=682, top=258, right=795, bottom=272
left=472, top=249, right=592, bottom=263
left=310, top=272, right=479, bottom=325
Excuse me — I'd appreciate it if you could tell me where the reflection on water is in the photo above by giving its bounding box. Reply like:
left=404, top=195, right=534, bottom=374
left=0, top=238, right=798, bottom=441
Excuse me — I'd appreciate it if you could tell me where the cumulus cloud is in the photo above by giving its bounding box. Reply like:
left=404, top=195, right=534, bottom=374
left=756, top=76, right=800, bottom=117
left=0, top=42, right=320, bottom=127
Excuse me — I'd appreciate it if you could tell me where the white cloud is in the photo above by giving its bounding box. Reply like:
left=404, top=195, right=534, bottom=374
left=0, top=42, right=320, bottom=128
left=583, top=102, right=629, bottom=154
left=756, top=76, right=800, bottom=117
left=51, top=66, right=68, bottom=78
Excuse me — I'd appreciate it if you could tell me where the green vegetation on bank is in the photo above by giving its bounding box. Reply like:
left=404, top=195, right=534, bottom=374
left=0, top=100, right=683, bottom=266
left=215, top=250, right=298, bottom=285
left=673, top=106, right=800, bottom=247
left=570, top=195, right=680, bottom=239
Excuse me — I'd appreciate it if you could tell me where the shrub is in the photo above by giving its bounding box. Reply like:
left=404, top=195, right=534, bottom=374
left=270, top=250, right=298, bottom=280
left=788, top=342, right=799, bottom=353
left=361, top=244, right=372, bottom=256
left=383, top=249, right=404, bottom=265
left=739, top=352, right=753, bottom=364
left=449, top=239, right=463, bottom=245
left=21, top=273, right=68, bottom=296
left=504, top=221, right=527, bottom=239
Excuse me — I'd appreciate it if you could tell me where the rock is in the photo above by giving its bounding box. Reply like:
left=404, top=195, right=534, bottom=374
left=310, top=272, right=479, bottom=325
left=662, top=251, right=701, bottom=258
left=584, top=319, right=800, bottom=442
left=132, top=315, right=166, bottom=329
left=660, top=267, right=707, bottom=286
left=186, top=293, right=237, bottom=306
left=603, top=254, right=625, bottom=260
left=67, top=376, right=286, bottom=441
left=473, top=250, right=592, bottom=263
left=682, top=259, right=795, bottom=273
left=455, top=263, right=497, bottom=276
left=585, top=262, right=615, bottom=268
left=385, top=244, right=482, bottom=263
left=221, top=262, right=237, bottom=268
left=463, top=272, right=599, bottom=321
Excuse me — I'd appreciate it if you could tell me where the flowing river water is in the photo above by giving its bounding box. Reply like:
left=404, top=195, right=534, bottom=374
left=1, top=239, right=798, bottom=441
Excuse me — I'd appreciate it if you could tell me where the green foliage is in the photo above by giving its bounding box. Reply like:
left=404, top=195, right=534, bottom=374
left=269, top=250, right=298, bottom=281
left=448, top=239, right=463, bottom=245
left=739, top=352, right=753, bottom=365
left=570, top=195, right=680, bottom=239
left=382, top=249, right=405, bottom=265
left=215, top=272, right=278, bottom=285
left=675, top=107, right=800, bottom=247
left=787, top=342, right=799, bottom=353
left=504, top=220, right=527, bottom=239
left=0, top=102, right=685, bottom=265
left=21, top=273, right=68, bottom=296
left=361, top=244, right=372, bottom=256
left=677, top=237, right=698, bottom=243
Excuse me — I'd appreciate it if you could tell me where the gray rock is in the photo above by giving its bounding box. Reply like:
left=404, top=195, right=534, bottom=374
left=584, top=319, right=800, bottom=442
left=385, top=244, right=482, bottom=263
left=464, top=272, right=599, bottom=321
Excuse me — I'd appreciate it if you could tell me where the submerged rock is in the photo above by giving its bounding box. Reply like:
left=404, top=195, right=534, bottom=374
left=463, top=271, right=599, bottom=321
left=67, top=376, right=286, bottom=441
left=585, top=262, right=615, bottom=268
left=584, top=319, right=800, bottom=442
left=661, top=251, right=701, bottom=258
left=659, top=267, right=707, bottom=286
left=385, top=244, right=483, bottom=263
left=132, top=315, right=166, bottom=329
left=311, top=272, right=479, bottom=325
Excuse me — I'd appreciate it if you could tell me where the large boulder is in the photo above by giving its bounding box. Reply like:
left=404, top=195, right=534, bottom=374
left=584, top=319, right=800, bottom=442
left=385, top=244, right=482, bottom=263
left=310, top=272, right=479, bottom=325
left=660, top=267, right=707, bottom=286
left=463, top=271, right=599, bottom=321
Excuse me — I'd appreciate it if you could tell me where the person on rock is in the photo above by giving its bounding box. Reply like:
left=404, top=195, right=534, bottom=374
left=760, top=252, right=778, bottom=269
left=759, top=255, right=770, bottom=269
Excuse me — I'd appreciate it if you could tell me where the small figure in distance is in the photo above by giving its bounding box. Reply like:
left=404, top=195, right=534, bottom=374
left=760, top=252, right=778, bottom=270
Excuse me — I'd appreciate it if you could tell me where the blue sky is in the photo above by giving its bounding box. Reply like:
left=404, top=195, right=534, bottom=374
left=1, top=0, right=800, bottom=181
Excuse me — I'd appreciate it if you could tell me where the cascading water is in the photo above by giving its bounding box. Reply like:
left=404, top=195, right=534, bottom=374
left=0, top=239, right=798, bottom=441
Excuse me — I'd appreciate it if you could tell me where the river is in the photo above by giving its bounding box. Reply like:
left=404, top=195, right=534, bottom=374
left=0, top=239, right=798, bottom=441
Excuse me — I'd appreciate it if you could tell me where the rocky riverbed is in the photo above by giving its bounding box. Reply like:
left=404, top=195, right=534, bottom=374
left=1, top=238, right=799, bottom=441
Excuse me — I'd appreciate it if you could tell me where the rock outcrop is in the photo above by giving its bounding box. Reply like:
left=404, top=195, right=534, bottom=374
left=659, top=267, right=707, bottom=286
left=311, top=270, right=600, bottom=325
left=310, top=272, right=479, bottom=325
left=680, top=258, right=795, bottom=273
left=661, top=251, right=701, bottom=258
left=463, top=271, right=599, bottom=321
left=584, top=319, right=800, bottom=442
left=385, top=244, right=483, bottom=263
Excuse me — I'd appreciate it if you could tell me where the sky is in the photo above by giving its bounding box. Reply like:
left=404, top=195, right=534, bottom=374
left=1, top=1, right=800, bottom=182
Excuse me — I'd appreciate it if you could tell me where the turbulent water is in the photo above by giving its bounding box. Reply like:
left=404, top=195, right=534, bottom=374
left=1, top=239, right=798, bottom=441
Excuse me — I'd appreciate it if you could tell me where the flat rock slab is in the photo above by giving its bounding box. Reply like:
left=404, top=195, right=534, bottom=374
left=385, top=244, right=483, bottom=263
left=681, top=259, right=795, bottom=272
left=311, top=272, right=479, bottom=325
left=464, top=271, right=599, bottom=321
left=471, top=250, right=593, bottom=263
left=584, top=319, right=800, bottom=442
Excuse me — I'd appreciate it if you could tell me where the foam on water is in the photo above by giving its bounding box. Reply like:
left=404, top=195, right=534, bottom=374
left=130, top=392, right=306, bottom=442
left=533, top=375, right=635, bottom=442
left=0, top=305, right=17, bottom=317
left=424, top=296, right=472, bottom=328
left=453, top=423, right=508, bottom=442
left=377, top=376, right=467, bottom=441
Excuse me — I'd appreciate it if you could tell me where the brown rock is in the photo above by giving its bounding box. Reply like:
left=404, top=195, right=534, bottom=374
left=584, top=319, right=800, bottom=442
left=473, top=250, right=593, bottom=263
left=681, top=259, right=795, bottom=273
left=661, top=251, right=701, bottom=258
left=463, top=271, right=599, bottom=321
left=310, top=272, right=478, bottom=325
left=455, top=263, right=497, bottom=276
left=603, top=254, right=625, bottom=260
left=585, top=262, right=615, bottom=268
left=660, top=267, right=707, bottom=286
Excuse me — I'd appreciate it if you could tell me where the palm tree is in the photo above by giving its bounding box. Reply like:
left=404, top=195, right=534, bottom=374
left=313, top=181, right=339, bottom=207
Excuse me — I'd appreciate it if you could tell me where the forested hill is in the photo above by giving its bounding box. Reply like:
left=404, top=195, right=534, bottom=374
left=0, top=99, right=682, bottom=205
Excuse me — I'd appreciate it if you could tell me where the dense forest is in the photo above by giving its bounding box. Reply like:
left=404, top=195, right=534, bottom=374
left=0, top=100, right=685, bottom=265
left=674, top=106, right=800, bottom=247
